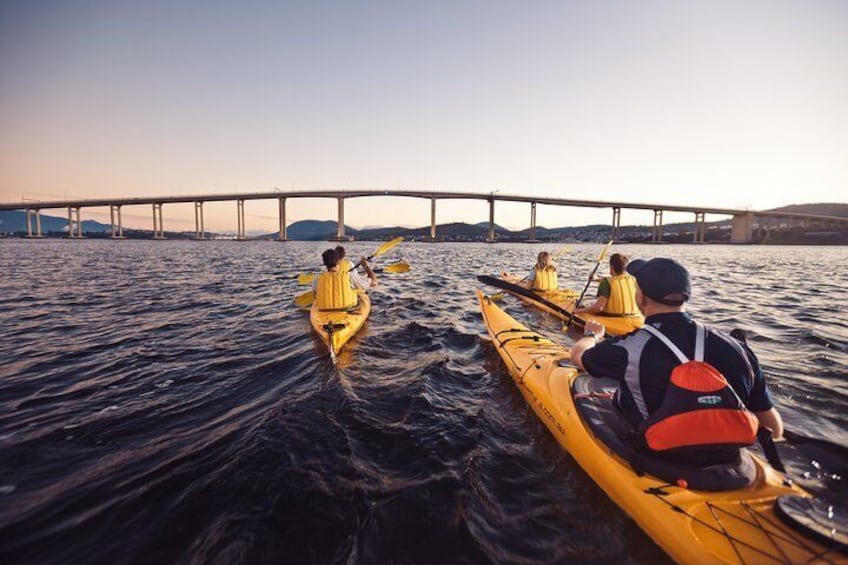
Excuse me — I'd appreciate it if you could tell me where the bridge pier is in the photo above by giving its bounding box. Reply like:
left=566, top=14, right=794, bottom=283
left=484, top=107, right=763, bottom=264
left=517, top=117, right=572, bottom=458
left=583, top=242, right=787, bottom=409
left=152, top=203, right=164, bottom=239
left=336, top=197, right=346, bottom=240
left=25, top=209, right=43, bottom=238
left=110, top=205, right=124, bottom=238
left=652, top=209, right=663, bottom=243
left=278, top=197, right=287, bottom=241
left=193, top=201, right=204, bottom=239
left=67, top=207, right=82, bottom=238
left=731, top=213, right=754, bottom=243
left=693, top=212, right=705, bottom=243
left=487, top=197, right=495, bottom=242
left=236, top=199, right=245, bottom=240
left=527, top=202, right=540, bottom=242
left=429, top=197, right=437, bottom=241
left=611, top=207, right=621, bottom=241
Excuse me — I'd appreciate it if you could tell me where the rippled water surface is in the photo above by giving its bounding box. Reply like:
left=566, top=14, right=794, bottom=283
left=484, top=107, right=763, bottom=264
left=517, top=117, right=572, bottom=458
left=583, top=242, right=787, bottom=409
left=1, top=240, right=846, bottom=564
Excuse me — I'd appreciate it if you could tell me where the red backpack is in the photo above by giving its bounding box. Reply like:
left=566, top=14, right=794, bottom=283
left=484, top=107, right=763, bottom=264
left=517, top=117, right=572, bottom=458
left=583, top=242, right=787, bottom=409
left=639, top=324, right=759, bottom=453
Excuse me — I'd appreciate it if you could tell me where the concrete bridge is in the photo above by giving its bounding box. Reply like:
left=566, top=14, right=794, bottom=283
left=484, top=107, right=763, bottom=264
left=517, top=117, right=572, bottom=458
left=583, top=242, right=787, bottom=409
left=2, top=189, right=845, bottom=243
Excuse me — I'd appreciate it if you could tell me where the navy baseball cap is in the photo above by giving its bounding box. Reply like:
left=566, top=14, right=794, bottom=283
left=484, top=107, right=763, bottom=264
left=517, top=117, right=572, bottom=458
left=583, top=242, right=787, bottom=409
left=626, top=258, right=691, bottom=306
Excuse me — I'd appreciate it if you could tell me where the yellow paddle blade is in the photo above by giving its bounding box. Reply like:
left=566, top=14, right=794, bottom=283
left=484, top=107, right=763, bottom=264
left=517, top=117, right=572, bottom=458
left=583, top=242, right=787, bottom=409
left=372, top=236, right=404, bottom=258
left=294, top=290, right=315, bottom=308
left=553, top=246, right=571, bottom=259
left=297, top=273, right=316, bottom=285
left=597, top=240, right=614, bottom=262
left=382, top=262, right=410, bottom=274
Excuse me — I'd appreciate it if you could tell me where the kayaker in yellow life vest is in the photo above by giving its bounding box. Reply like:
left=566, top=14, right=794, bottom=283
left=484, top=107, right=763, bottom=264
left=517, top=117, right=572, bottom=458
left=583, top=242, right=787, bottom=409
left=575, top=253, right=638, bottom=316
left=335, top=245, right=355, bottom=273
left=312, top=249, right=377, bottom=310
left=527, top=251, right=558, bottom=292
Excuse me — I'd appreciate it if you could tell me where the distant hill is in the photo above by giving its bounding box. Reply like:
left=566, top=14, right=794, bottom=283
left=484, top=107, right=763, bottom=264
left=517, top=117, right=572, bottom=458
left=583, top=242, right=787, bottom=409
left=768, top=203, right=848, bottom=218
left=284, top=220, right=358, bottom=240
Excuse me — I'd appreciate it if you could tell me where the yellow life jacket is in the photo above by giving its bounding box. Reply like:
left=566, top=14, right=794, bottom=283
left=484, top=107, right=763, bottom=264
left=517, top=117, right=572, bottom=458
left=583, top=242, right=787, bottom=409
left=531, top=268, right=558, bottom=291
left=339, top=259, right=354, bottom=273
left=315, top=270, right=358, bottom=310
left=603, top=274, right=638, bottom=315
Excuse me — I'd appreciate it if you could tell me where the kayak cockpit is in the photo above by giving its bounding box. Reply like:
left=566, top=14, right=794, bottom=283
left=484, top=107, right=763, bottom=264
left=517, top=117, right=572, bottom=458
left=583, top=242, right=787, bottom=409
left=572, top=375, right=758, bottom=492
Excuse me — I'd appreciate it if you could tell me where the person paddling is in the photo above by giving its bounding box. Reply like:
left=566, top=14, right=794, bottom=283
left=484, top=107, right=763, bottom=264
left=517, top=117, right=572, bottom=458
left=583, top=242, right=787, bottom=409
left=335, top=245, right=355, bottom=273
left=574, top=253, right=638, bottom=317
left=571, top=257, right=783, bottom=463
left=525, top=251, right=558, bottom=292
left=312, top=249, right=377, bottom=310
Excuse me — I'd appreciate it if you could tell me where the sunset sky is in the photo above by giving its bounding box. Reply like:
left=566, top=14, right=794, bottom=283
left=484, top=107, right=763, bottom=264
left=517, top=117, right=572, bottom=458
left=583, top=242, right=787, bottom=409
left=1, top=1, right=846, bottom=232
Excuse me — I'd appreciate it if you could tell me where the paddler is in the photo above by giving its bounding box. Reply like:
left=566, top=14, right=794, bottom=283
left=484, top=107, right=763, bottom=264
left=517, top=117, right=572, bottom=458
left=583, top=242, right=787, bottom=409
left=574, top=253, right=639, bottom=317
left=312, top=249, right=377, bottom=310
left=335, top=245, right=355, bottom=273
left=570, top=257, right=783, bottom=464
left=526, top=251, right=558, bottom=291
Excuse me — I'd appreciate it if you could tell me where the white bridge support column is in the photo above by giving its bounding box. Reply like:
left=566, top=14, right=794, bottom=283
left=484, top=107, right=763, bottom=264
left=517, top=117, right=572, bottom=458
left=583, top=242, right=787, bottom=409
left=278, top=197, right=287, bottom=241
left=693, top=212, right=706, bottom=243
left=25, top=209, right=33, bottom=237
left=611, top=207, right=621, bottom=241
left=237, top=199, right=245, bottom=240
left=731, top=213, right=754, bottom=244
left=652, top=209, right=663, bottom=243
left=430, top=198, right=437, bottom=240
left=68, top=207, right=82, bottom=238
left=152, top=203, right=164, bottom=239
left=487, top=197, right=495, bottom=242
left=529, top=201, right=537, bottom=241
left=194, top=201, right=204, bottom=240
left=110, top=205, right=124, bottom=238
left=337, top=197, right=345, bottom=240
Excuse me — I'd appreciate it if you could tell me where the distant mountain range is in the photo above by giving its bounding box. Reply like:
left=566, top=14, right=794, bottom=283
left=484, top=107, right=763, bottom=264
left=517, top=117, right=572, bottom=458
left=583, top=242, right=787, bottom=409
left=2, top=203, right=847, bottom=243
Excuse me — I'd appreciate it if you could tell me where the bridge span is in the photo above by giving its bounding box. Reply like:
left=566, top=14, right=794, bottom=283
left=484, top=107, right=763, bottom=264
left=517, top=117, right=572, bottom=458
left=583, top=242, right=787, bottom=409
left=2, top=189, right=845, bottom=243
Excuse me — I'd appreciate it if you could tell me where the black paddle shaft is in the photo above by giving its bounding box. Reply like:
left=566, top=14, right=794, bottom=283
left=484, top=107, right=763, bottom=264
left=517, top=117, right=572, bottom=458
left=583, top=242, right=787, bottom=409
left=565, top=262, right=605, bottom=330
left=476, top=275, right=583, bottom=325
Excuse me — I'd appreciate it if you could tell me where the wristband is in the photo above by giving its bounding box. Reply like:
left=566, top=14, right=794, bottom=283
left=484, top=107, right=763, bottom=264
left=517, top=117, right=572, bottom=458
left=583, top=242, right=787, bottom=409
left=583, top=331, right=598, bottom=342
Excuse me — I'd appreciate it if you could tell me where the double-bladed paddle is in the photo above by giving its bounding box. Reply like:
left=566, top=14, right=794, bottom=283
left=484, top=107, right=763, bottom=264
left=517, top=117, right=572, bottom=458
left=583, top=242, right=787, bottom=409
left=298, top=260, right=410, bottom=285
left=477, top=275, right=584, bottom=327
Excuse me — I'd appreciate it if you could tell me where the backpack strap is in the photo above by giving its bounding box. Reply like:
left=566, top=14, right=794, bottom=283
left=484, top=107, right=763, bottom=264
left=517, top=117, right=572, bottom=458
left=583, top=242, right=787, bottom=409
left=641, top=323, right=707, bottom=364
left=694, top=323, right=705, bottom=362
left=640, top=324, right=689, bottom=364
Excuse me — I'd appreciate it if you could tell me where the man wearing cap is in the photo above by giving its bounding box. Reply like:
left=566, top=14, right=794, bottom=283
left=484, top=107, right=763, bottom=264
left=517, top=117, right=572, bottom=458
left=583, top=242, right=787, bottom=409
left=571, top=257, right=783, bottom=442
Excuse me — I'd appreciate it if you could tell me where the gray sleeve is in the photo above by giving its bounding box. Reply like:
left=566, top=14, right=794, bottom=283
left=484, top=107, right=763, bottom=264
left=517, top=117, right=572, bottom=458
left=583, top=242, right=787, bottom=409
left=349, top=271, right=369, bottom=290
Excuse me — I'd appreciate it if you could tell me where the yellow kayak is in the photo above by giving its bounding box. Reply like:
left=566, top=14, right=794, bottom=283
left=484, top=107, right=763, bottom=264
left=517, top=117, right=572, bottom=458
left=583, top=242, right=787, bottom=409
left=500, top=273, right=644, bottom=336
left=477, top=290, right=846, bottom=564
left=309, top=293, right=371, bottom=363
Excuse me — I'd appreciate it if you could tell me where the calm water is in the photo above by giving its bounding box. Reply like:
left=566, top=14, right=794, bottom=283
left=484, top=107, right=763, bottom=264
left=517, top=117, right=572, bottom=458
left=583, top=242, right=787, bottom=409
left=1, top=240, right=846, bottom=564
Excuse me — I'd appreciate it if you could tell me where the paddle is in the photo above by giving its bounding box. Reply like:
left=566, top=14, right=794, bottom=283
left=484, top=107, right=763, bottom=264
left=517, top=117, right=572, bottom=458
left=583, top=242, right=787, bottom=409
left=298, top=260, right=410, bottom=284
left=477, top=275, right=582, bottom=325
left=294, top=238, right=405, bottom=307
left=297, top=272, right=315, bottom=285
left=376, top=262, right=410, bottom=274
left=350, top=236, right=404, bottom=271
left=294, top=237, right=405, bottom=285
left=294, top=289, right=315, bottom=308
left=553, top=245, right=572, bottom=259
left=781, top=429, right=848, bottom=472
left=564, top=240, right=614, bottom=331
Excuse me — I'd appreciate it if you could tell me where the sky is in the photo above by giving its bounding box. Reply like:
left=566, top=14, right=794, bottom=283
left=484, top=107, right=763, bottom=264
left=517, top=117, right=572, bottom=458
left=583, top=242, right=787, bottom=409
left=1, top=0, right=846, bottom=232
